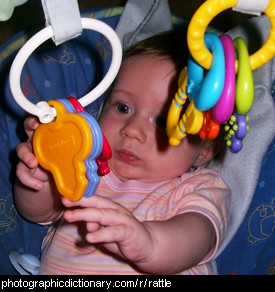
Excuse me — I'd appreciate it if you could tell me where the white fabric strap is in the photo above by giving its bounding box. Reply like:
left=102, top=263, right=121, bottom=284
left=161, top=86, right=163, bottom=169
left=233, top=0, right=270, bottom=16
left=41, top=0, right=82, bottom=45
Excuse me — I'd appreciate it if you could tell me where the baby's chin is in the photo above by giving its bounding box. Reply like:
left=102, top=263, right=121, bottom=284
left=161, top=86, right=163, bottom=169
left=110, top=166, right=178, bottom=183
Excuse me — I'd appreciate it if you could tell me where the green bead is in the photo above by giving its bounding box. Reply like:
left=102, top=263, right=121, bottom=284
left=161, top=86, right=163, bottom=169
left=231, top=115, right=236, bottom=122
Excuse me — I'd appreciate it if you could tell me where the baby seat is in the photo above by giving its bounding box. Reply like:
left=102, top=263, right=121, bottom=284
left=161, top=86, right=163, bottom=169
left=0, top=0, right=274, bottom=275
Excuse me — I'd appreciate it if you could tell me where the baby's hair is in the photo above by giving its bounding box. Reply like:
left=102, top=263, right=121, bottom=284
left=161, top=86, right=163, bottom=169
left=123, top=28, right=189, bottom=77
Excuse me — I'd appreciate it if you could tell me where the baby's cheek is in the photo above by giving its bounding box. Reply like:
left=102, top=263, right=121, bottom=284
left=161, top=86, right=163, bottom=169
left=147, top=153, right=181, bottom=179
left=154, top=130, right=170, bottom=151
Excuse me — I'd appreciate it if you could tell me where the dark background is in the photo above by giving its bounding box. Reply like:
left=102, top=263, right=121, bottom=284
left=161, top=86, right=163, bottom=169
left=0, top=0, right=252, bottom=45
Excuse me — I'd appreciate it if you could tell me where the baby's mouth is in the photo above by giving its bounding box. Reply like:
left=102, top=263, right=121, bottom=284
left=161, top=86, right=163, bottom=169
left=117, top=149, right=140, bottom=163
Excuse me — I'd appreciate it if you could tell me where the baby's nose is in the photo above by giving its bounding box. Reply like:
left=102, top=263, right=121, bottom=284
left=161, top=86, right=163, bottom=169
left=120, top=115, right=147, bottom=143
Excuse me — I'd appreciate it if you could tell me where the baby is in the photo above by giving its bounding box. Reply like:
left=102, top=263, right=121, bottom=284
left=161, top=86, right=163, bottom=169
left=14, top=30, right=230, bottom=275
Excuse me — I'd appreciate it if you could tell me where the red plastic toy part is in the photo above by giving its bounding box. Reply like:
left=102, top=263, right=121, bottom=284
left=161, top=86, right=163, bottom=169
left=198, top=110, right=220, bottom=140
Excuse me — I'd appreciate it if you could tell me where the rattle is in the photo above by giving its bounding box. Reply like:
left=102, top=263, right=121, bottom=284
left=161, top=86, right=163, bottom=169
left=187, top=0, right=275, bottom=71
left=9, top=18, right=122, bottom=123
left=212, top=35, right=235, bottom=124
left=167, top=33, right=224, bottom=145
left=33, top=99, right=97, bottom=201
left=167, top=0, right=275, bottom=153
left=67, top=96, right=112, bottom=177
left=234, top=37, right=254, bottom=115
left=166, top=67, right=204, bottom=146
left=225, top=113, right=250, bottom=153
left=9, top=18, right=122, bottom=201
left=198, top=110, right=220, bottom=140
left=187, top=33, right=225, bottom=111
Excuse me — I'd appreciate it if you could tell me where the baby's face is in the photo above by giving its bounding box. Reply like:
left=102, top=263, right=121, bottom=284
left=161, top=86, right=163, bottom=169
left=99, top=55, right=204, bottom=182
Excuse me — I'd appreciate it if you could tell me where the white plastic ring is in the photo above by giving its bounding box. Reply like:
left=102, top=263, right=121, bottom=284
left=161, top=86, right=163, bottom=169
left=9, top=18, right=122, bottom=123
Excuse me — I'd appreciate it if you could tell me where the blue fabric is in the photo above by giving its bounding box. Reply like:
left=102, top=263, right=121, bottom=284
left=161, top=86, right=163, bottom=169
left=0, top=7, right=274, bottom=275
left=216, top=85, right=275, bottom=275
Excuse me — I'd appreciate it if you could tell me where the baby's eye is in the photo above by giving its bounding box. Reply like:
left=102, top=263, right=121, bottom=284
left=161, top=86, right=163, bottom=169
left=117, top=103, right=131, bottom=114
left=155, top=116, right=166, bottom=130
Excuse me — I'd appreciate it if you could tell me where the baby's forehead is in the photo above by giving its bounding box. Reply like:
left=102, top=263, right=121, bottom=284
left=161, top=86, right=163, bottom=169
left=120, top=55, right=178, bottom=84
left=109, top=54, right=178, bottom=105
left=123, top=54, right=176, bottom=67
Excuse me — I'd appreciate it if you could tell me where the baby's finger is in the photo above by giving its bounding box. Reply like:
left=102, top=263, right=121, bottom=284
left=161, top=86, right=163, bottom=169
left=86, top=222, right=101, bottom=233
left=24, top=117, right=40, bottom=139
left=61, top=197, right=90, bottom=208
left=16, top=142, right=38, bottom=169
left=86, top=225, right=126, bottom=244
left=63, top=207, right=127, bottom=227
left=16, top=162, right=43, bottom=190
left=62, top=195, right=127, bottom=214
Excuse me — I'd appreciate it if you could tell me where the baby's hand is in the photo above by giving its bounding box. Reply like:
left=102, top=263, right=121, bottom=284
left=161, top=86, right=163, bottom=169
left=62, top=195, right=154, bottom=265
left=16, top=117, right=52, bottom=190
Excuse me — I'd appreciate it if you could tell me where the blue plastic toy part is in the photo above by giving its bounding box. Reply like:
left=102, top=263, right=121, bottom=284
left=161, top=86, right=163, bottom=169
left=79, top=112, right=102, bottom=196
left=187, top=33, right=225, bottom=111
left=59, top=98, right=103, bottom=197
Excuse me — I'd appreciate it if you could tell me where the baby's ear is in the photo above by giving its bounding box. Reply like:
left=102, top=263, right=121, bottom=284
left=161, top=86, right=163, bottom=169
left=193, top=139, right=216, bottom=167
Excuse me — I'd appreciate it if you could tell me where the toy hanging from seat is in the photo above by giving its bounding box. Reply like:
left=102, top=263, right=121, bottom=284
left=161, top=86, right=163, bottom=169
left=166, top=0, right=275, bottom=153
left=9, top=18, right=122, bottom=201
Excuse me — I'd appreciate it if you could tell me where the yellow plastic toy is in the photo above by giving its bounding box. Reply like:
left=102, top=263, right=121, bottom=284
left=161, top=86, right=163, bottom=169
left=187, top=0, right=275, bottom=71
left=166, top=67, right=203, bottom=146
left=33, top=100, right=92, bottom=202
